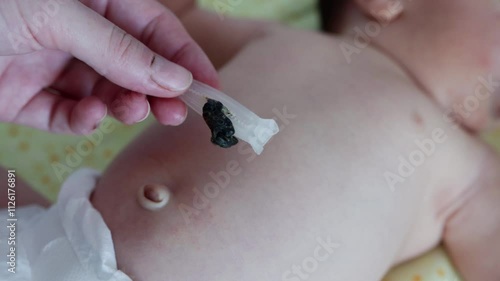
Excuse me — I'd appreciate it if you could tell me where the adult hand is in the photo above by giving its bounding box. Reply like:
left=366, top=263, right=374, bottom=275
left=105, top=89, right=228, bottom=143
left=0, top=0, right=218, bottom=134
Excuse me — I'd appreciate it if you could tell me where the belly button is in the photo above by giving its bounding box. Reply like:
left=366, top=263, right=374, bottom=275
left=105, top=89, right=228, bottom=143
left=137, top=184, right=171, bottom=211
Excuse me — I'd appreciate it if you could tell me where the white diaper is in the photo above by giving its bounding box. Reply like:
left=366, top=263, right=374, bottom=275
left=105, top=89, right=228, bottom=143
left=0, top=168, right=132, bottom=281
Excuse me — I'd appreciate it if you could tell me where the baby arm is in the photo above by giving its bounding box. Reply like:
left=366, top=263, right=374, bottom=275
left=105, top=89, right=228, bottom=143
left=443, top=149, right=500, bottom=281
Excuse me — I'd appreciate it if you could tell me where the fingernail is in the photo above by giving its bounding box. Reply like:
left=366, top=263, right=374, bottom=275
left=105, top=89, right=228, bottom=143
left=136, top=100, right=151, bottom=123
left=169, top=105, right=188, bottom=126
left=92, top=107, right=108, bottom=131
left=151, top=56, right=193, bottom=92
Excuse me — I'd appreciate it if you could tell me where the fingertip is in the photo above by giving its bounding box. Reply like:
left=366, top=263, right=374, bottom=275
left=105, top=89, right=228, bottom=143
left=149, top=97, right=187, bottom=126
left=151, top=55, right=194, bottom=93
left=70, top=96, right=107, bottom=134
left=136, top=100, right=151, bottom=123
left=110, top=91, right=150, bottom=125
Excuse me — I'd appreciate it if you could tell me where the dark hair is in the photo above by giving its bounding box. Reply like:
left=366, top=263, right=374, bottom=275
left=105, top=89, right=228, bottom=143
left=318, top=0, right=349, bottom=33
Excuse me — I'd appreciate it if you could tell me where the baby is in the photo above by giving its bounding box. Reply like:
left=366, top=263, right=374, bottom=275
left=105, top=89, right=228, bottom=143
left=2, top=0, right=500, bottom=280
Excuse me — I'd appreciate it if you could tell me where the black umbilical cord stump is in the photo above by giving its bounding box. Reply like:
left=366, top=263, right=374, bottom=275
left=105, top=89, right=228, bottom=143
left=179, top=80, right=279, bottom=154
left=202, top=99, right=239, bottom=148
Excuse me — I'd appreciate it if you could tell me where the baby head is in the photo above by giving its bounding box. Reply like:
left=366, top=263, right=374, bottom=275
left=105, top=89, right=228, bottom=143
left=321, top=0, right=500, bottom=131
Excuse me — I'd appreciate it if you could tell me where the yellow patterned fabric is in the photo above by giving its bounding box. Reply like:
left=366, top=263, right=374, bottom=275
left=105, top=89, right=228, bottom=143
left=384, top=248, right=462, bottom=281
left=198, top=0, right=320, bottom=29
left=1, top=1, right=496, bottom=280
left=0, top=117, right=153, bottom=202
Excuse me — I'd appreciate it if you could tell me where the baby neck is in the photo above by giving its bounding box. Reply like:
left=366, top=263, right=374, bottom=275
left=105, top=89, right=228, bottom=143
left=339, top=3, right=448, bottom=100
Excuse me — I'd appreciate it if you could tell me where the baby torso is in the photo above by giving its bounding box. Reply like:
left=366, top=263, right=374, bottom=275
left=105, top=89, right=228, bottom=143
left=92, top=29, right=487, bottom=281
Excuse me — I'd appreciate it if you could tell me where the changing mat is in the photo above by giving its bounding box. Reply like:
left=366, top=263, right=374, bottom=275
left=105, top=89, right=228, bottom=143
left=1, top=0, right=495, bottom=280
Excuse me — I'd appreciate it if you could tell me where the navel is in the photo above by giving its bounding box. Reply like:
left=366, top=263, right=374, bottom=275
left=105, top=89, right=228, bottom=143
left=137, top=184, right=171, bottom=211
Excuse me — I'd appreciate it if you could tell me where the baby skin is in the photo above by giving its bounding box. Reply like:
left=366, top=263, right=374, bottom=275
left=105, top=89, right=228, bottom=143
left=90, top=1, right=500, bottom=281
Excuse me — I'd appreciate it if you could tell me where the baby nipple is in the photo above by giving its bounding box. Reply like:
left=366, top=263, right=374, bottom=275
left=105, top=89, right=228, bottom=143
left=137, top=184, right=171, bottom=211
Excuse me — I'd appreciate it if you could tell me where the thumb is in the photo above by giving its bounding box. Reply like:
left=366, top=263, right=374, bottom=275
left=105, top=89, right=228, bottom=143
left=43, top=1, right=193, bottom=97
